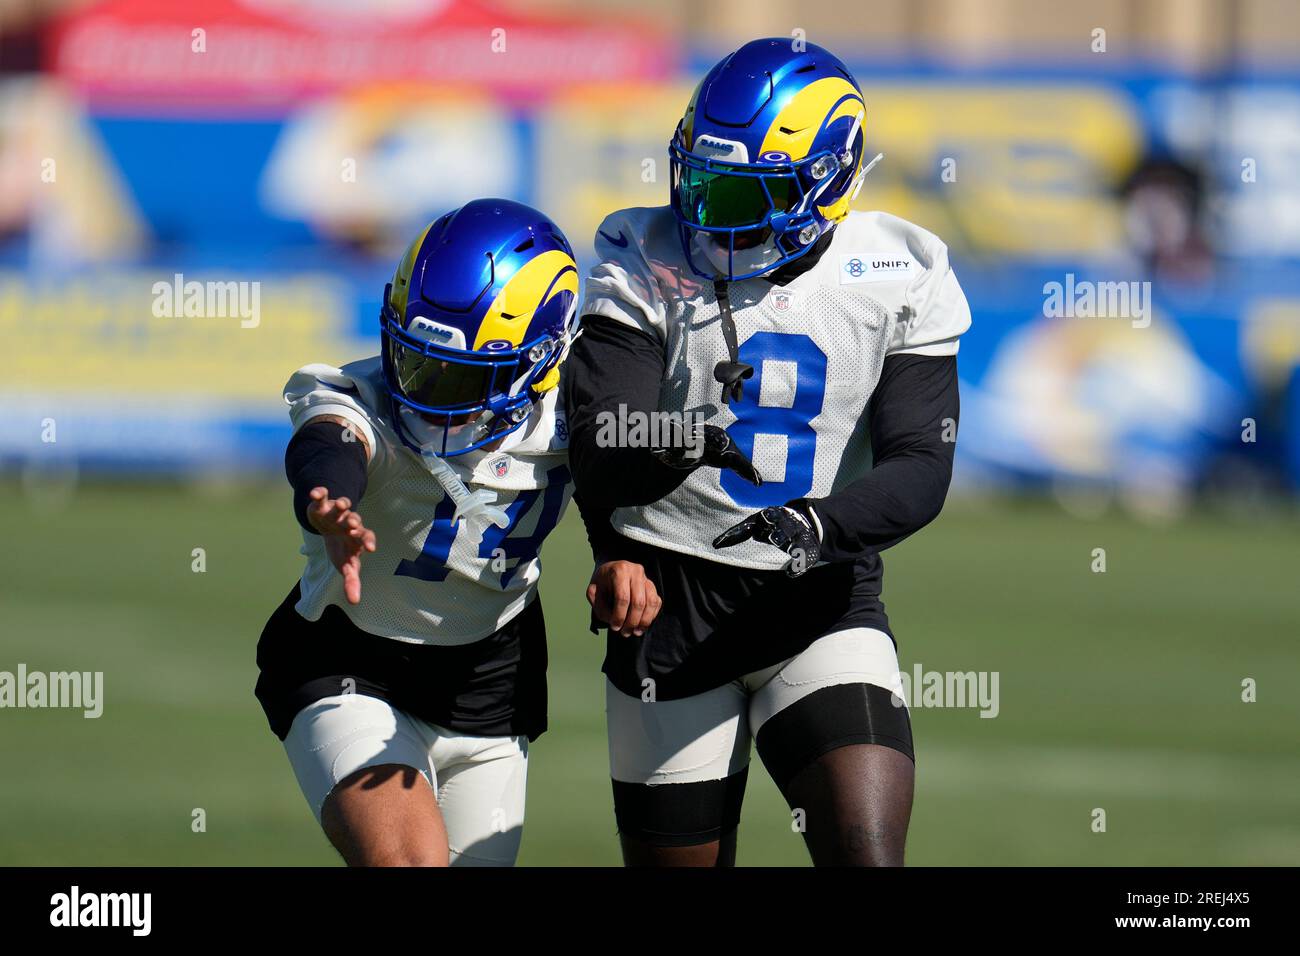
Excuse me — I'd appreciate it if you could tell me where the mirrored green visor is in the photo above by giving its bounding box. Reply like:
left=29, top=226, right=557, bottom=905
left=671, top=152, right=802, bottom=229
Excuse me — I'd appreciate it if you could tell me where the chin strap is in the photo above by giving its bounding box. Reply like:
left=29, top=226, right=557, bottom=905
left=420, top=448, right=510, bottom=545
left=850, top=151, right=884, bottom=202
left=712, top=279, right=754, bottom=405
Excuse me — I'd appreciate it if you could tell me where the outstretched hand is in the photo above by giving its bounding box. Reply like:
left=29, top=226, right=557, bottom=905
left=306, top=486, right=377, bottom=604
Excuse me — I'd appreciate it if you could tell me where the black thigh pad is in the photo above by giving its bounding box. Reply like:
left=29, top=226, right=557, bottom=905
left=755, top=682, right=914, bottom=794
left=611, top=767, right=749, bottom=847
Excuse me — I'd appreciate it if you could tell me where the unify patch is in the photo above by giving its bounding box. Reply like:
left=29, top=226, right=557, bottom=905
left=839, top=253, right=916, bottom=284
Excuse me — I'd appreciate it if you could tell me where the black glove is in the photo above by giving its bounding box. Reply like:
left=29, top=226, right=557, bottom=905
left=712, top=501, right=821, bottom=577
left=651, top=422, right=762, bottom=487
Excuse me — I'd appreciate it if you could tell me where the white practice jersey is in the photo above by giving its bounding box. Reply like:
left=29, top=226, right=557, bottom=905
left=283, top=357, right=572, bottom=645
left=584, top=206, right=971, bottom=570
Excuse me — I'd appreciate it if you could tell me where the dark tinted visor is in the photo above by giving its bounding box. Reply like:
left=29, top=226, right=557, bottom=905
left=386, top=336, right=517, bottom=410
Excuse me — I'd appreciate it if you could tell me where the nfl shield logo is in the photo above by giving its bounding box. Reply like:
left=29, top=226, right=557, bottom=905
left=770, top=290, right=793, bottom=313
left=491, top=456, right=510, bottom=479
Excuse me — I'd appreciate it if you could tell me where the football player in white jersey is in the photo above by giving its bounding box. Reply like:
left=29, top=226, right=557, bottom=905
left=565, top=38, right=971, bottom=865
left=255, top=199, right=584, bottom=866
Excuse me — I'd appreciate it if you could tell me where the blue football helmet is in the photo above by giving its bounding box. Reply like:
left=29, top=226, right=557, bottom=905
left=380, top=199, right=579, bottom=457
left=669, top=38, right=880, bottom=280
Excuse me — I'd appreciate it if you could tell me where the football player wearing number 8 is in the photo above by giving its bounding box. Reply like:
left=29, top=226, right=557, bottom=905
left=254, top=200, right=594, bottom=866
left=565, top=39, right=971, bottom=865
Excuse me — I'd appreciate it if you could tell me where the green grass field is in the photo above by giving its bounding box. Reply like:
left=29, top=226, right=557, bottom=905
left=2, top=479, right=1297, bottom=866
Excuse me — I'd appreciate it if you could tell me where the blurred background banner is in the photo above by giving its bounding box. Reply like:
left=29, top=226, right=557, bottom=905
left=3, top=0, right=1300, bottom=498
left=3, top=0, right=1299, bottom=869
left=49, top=0, right=673, bottom=102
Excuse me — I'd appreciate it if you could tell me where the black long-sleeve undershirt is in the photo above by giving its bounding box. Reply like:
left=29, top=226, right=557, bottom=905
left=563, top=317, right=693, bottom=509
left=564, top=317, right=960, bottom=566
left=799, top=352, right=959, bottom=563
left=562, top=317, right=697, bottom=563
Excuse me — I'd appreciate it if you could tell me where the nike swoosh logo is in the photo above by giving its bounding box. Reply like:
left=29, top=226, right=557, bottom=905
left=598, top=229, right=629, bottom=248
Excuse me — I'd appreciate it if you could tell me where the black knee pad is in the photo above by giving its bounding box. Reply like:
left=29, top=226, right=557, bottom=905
left=611, top=767, right=749, bottom=847
left=755, top=682, right=914, bottom=794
